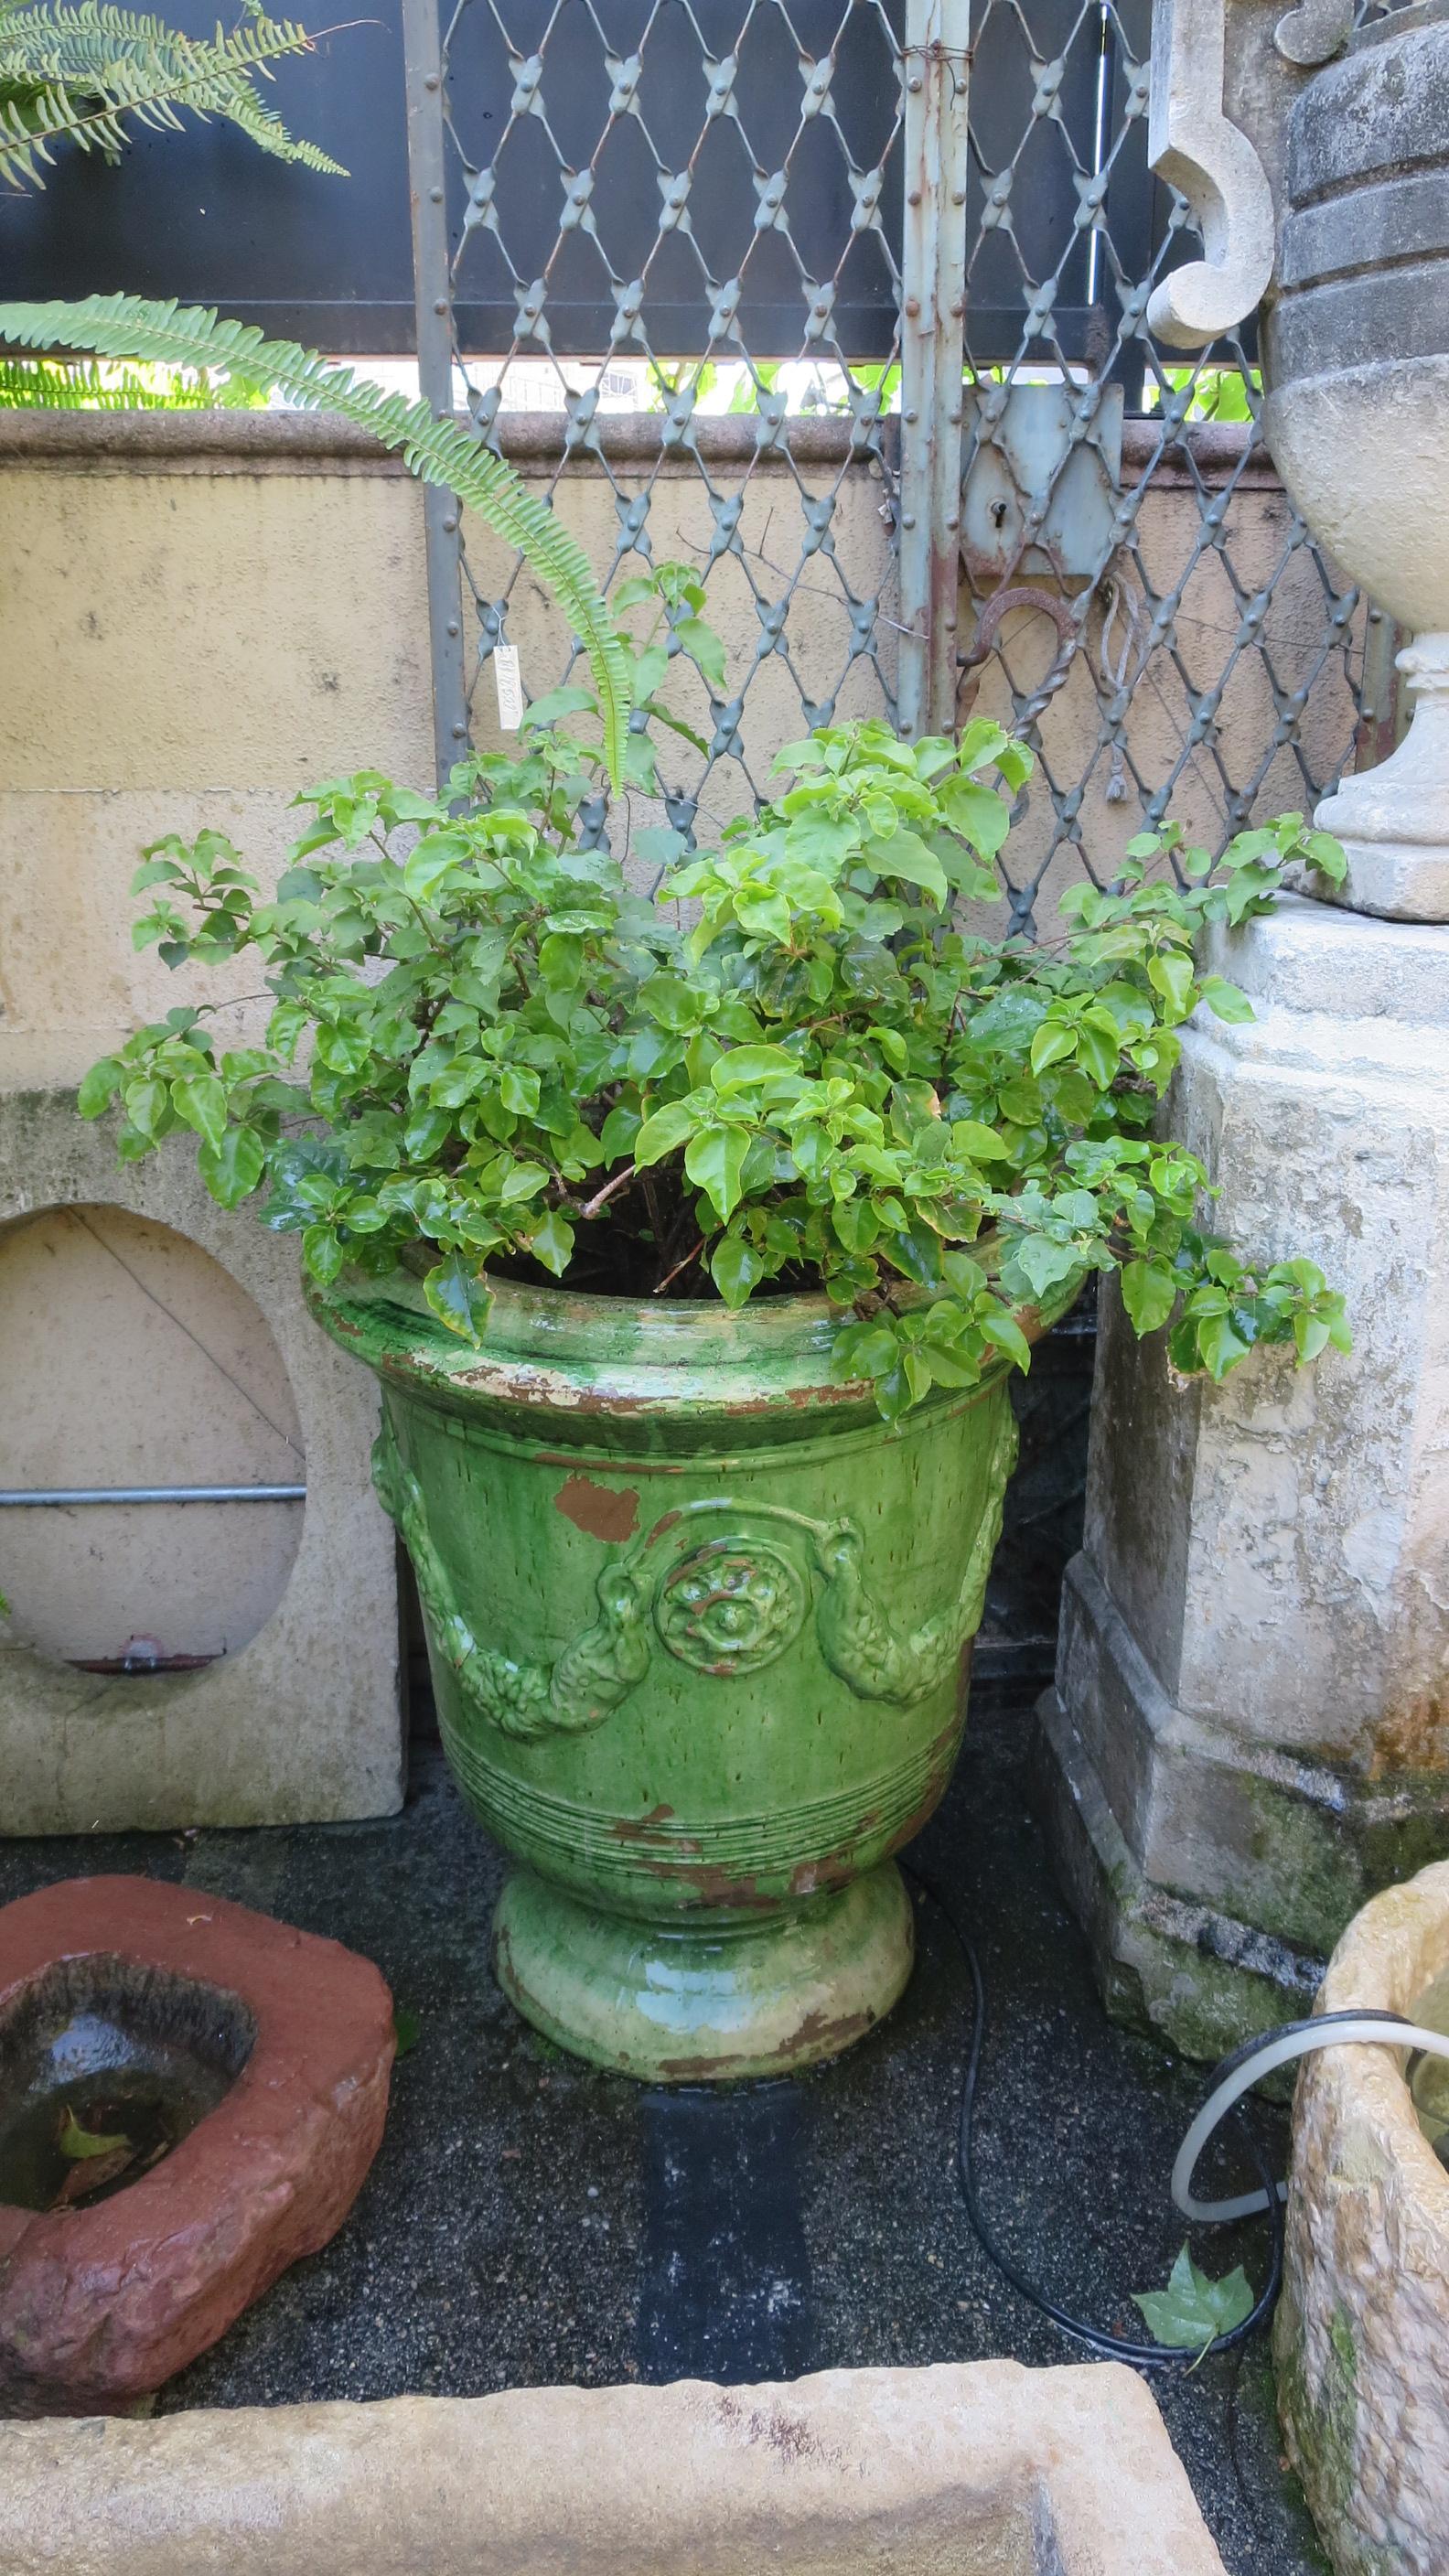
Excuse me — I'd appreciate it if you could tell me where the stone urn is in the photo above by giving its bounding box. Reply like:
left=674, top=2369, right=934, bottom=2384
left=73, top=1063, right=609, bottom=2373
left=311, top=1267, right=1073, bottom=2083
left=1151, top=0, right=1449, bottom=921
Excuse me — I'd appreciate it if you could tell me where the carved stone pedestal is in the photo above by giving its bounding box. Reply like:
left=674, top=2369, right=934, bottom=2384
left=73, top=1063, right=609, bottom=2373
left=1035, top=896, right=1449, bottom=2055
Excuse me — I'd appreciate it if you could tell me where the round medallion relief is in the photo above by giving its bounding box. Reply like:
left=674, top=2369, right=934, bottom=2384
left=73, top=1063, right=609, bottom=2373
left=653, top=1535, right=810, bottom=1676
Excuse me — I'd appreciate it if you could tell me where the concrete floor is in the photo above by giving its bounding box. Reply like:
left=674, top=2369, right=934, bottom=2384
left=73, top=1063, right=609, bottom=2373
left=0, top=1687, right=1327, bottom=2576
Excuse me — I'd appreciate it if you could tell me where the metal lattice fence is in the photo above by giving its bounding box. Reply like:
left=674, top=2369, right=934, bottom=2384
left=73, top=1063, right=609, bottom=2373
left=401, top=0, right=1396, bottom=933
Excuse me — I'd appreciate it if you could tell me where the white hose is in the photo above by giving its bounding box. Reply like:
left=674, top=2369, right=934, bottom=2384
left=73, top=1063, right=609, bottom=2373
left=1172, top=2013, right=1449, bottom=2223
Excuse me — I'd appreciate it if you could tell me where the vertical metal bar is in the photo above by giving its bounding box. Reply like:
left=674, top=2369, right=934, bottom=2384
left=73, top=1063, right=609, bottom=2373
left=896, top=0, right=971, bottom=739
left=402, top=0, right=469, bottom=787
left=1355, top=607, right=1406, bottom=773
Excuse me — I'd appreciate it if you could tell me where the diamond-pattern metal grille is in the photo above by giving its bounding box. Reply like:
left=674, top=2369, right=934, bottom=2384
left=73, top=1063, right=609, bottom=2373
left=406, top=0, right=1397, bottom=910
left=435, top=0, right=907, bottom=835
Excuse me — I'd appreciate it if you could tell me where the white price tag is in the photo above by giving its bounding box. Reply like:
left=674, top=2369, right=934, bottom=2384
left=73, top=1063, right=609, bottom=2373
left=493, top=643, right=524, bottom=732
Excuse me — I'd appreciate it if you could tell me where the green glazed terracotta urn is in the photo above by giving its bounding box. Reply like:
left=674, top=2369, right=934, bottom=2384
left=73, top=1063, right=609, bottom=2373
left=313, top=1265, right=1068, bottom=2081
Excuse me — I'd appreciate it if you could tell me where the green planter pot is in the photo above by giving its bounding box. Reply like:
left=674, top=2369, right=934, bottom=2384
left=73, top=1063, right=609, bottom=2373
left=312, top=1268, right=1067, bottom=2081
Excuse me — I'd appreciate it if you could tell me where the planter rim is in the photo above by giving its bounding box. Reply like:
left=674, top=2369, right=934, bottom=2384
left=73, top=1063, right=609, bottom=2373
left=308, top=1259, right=1082, bottom=1447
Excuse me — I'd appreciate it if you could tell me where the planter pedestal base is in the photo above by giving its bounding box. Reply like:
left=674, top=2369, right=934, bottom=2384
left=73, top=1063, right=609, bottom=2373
left=492, top=1863, right=914, bottom=2082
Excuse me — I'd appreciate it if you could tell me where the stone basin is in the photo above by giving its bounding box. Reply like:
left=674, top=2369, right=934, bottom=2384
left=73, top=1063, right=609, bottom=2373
left=0, top=2362, right=1226, bottom=2574
left=1276, top=1858, right=1449, bottom=2576
left=0, top=1875, right=395, bottom=2416
left=0, top=1952, right=256, bottom=2215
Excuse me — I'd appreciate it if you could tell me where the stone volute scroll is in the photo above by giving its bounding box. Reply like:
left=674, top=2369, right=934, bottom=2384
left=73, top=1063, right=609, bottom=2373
left=1144, top=0, right=1276, bottom=351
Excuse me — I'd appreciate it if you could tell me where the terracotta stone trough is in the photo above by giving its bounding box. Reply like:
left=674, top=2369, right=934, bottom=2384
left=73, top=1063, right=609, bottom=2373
left=0, top=2361, right=1225, bottom=2575
left=0, top=1875, right=394, bottom=2416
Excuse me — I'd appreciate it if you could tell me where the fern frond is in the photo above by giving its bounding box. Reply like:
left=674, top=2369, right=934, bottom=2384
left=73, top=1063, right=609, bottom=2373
left=0, top=350, right=263, bottom=405
left=0, top=295, right=633, bottom=786
left=0, top=5, right=346, bottom=185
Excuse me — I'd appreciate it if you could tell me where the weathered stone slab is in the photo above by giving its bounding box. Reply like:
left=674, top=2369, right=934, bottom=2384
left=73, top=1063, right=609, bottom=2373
left=0, top=2360, right=1225, bottom=2575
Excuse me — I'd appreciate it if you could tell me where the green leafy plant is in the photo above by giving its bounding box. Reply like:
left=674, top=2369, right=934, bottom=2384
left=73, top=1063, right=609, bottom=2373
left=74, top=669, right=1350, bottom=1418
left=0, top=296, right=633, bottom=782
left=0, top=0, right=344, bottom=188
left=1150, top=364, right=1260, bottom=425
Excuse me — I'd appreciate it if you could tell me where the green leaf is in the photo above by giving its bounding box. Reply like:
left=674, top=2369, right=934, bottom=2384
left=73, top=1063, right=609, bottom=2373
left=1302, top=829, right=1347, bottom=885
left=402, top=833, right=468, bottom=901
left=499, top=1064, right=542, bottom=1117
left=0, top=16, right=348, bottom=194
left=528, top=1211, right=575, bottom=1278
left=171, top=1074, right=229, bottom=1152
left=123, top=1074, right=169, bottom=1140
left=77, top=1057, right=123, bottom=1119
left=392, top=2005, right=422, bottom=2059
left=1014, top=1237, right=1081, bottom=1301
left=598, top=1102, right=642, bottom=1160
left=402, top=1105, right=454, bottom=1163
left=674, top=615, right=727, bottom=696
left=198, top=1125, right=265, bottom=1209
left=872, top=828, right=949, bottom=906
left=949, top=1118, right=1013, bottom=1164
left=711, top=1045, right=798, bottom=1094
left=1197, top=1312, right=1250, bottom=1379
left=302, top=1224, right=346, bottom=1287
left=58, top=2107, right=131, bottom=2162
left=1030, top=1023, right=1078, bottom=1075
left=638, top=973, right=699, bottom=1033
left=520, top=684, right=596, bottom=732
left=635, top=1100, right=697, bottom=1167
left=1197, top=974, right=1254, bottom=1025
left=979, top=1307, right=1032, bottom=1371
left=1074, top=1019, right=1120, bottom=1088
left=1121, top=1258, right=1177, bottom=1337
left=939, top=776, right=1011, bottom=857
left=1293, top=1312, right=1331, bottom=1363
left=423, top=1251, right=493, bottom=1345
left=684, top=1124, right=749, bottom=1221
left=710, top=1234, right=764, bottom=1306
left=1131, top=2244, right=1254, bottom=2354
left=1147, top=950, right=1196, bottom=1015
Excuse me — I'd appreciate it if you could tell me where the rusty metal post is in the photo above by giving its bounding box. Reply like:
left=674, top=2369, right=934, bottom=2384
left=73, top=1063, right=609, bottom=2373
left=896, top=0, right=971, bottom=740
left=402, top=0, right=469, bottom=786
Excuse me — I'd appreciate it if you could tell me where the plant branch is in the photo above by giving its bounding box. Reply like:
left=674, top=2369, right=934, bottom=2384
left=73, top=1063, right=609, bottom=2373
left=579, top=1164, right=637, bottom=1220
left=653, top=1238, right=704, bottom=1294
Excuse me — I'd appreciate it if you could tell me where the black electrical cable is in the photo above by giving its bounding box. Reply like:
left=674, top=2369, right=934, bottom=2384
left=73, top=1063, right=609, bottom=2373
left=905, top=1863, right=1286, bottom=2369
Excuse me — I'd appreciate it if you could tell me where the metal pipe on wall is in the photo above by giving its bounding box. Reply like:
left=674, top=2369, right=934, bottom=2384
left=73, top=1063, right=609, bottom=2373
left=896, top=0, right=971, bottom=740
left=402, top=0, right=470, bottom=785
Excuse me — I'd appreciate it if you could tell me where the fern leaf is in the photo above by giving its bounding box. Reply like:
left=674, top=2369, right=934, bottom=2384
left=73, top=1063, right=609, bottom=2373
left=0, top=5, right=346, bottom=181
left=0, top=350, right=263, bottom=406
left=0, top=295, right=633, bottom=786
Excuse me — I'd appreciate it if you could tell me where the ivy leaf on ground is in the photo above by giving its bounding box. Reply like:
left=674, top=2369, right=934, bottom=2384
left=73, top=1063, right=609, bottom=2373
left=1131, top=2244, right=1255, bottom=2356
